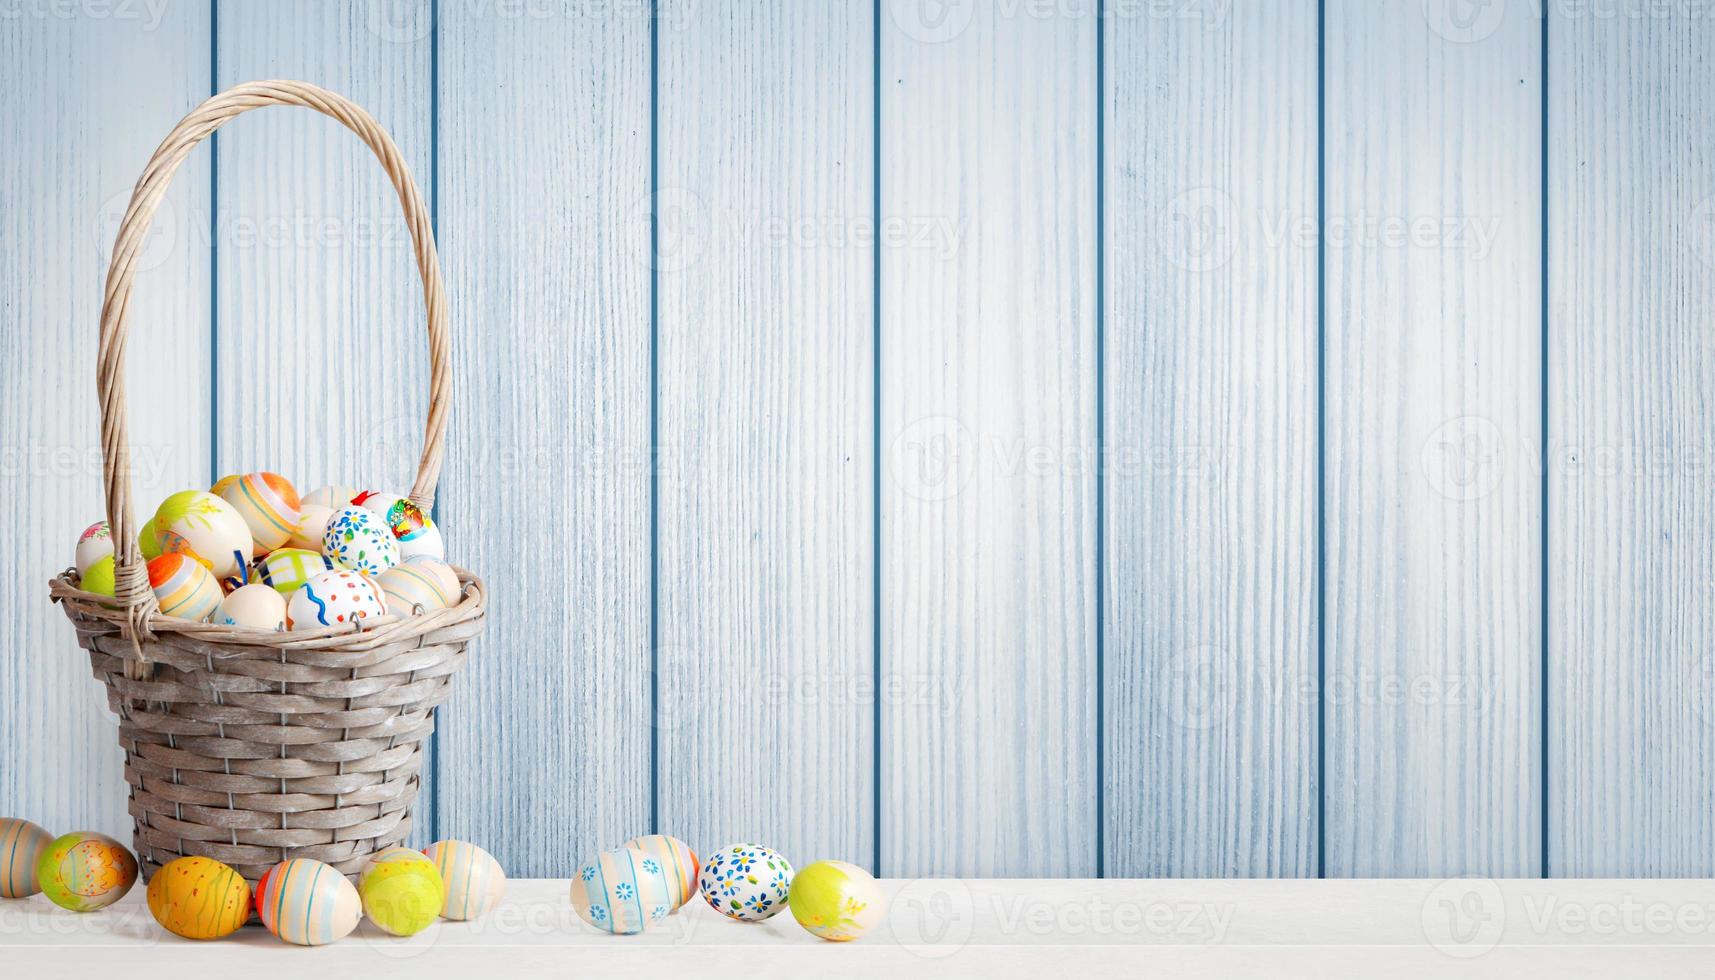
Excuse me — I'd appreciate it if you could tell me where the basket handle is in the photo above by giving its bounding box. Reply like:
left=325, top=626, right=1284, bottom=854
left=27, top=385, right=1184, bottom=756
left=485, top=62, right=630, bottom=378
left=99, top=80, right=449, bottom=634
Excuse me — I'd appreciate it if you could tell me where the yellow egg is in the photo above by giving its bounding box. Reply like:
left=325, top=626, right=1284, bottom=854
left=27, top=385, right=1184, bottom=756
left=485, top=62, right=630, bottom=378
left=138, top=515, right=162, bottom=560
left=36, top=832, right=136, bottom=912
left=359, top=847, right=444, bottom=936
left=154, top=490, right=250, bottom=579
left=80, top=554, right=117, bottom=598
left=787, top=860, right=887, bottom=942
left=146, top=856, right=250, bottom=940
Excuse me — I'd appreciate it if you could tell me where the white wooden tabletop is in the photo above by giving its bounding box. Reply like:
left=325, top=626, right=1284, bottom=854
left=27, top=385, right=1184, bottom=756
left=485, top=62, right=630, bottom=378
left=4, top=878, right=1714, bottom=978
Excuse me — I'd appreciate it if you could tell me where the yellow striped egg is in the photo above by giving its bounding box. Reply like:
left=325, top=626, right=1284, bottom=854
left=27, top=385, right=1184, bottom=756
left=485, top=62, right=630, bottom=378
left=623, top=834, right=700, bottom=911
left=0, top=818, right=54, bottom=898
left=377, top=560, right=461, bottom=618
left=153, top=490, right=250, bottom=579
left=253, top=547, right=334, bottom=596
left=219, top=472, right=303, bottom=554
left=255, top=858, right=362, bottom=946
left=423, top=840, right=507, bottom=921
left=146, top=553, right=222, bottom=622
left=146, top=856, right=250, bottom=940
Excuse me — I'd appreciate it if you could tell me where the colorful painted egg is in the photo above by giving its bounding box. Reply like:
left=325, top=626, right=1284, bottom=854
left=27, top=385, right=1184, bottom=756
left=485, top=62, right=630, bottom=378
left=138, top=515, right=162, bottom=560
left=289, top=503, right=334, bottom=551
left=80, top=554, right=117, bottom=598
left=286, top=569, right=387, bottom=631
left=323, top=506, right=399, bottom=575
left=214, top=583, right=286, bottom=630
left=359, top=846, right=444, bottom=937
left=423, top=840, right=506, bottom=921
left=253, top=547, right=334, bottom=596
left=624, top=834, right=700, bottom=911
left=255, top=858, right=362, bottom=946
left=146, top=553, right=223, bottom=622
left=219, top=472, right=303, bottom=554
left=352, top=491, right=446, bottom=562
left=303, top=485, right=359, bottom=510
left=570, top=847, right=672, bottom=935
left=209, top=473, right=240, bottom=497
left=154, top=490, right=250, bottom=579
left=787, top=860, right=886, bottom=942
left=75, top=521, right=113, bottom=575
left=377, top=560, right=461, bottom=618
left=699, top=843, right=793, bottom=922
left=35, top=832, right=137, bottom=912
left=146, top=855, right=250, bottom=940
left=0, top=818, right=54, bottom=898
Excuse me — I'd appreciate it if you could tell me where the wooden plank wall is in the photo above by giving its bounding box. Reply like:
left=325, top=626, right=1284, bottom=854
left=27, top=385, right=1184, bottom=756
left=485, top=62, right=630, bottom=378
left=3, top=0, right=1713, bottom=880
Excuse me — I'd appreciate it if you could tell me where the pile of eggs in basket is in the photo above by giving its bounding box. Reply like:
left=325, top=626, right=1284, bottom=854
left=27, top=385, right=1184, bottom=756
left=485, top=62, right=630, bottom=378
left=73, top=474, right=462, bottom=631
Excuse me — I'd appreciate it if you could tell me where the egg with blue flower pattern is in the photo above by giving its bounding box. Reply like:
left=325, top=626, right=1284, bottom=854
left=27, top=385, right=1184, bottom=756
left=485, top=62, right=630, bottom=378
left=570, top=847, right=672, bottom=935
left=322, top=505, right=398, bottom=575
left=623, top=834, right=699, bottom=911
left=698, top=843, right=793, bottom=922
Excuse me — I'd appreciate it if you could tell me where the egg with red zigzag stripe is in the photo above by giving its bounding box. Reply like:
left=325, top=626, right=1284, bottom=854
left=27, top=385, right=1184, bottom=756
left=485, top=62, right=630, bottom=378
left=255, top=858, right=362, bottom=946
left=286, top=569, right=387, bottom=631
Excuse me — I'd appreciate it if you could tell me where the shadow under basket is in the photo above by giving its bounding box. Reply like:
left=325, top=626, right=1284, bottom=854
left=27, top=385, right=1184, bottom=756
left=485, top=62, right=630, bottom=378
left=48, top=80, right=484, bottom=884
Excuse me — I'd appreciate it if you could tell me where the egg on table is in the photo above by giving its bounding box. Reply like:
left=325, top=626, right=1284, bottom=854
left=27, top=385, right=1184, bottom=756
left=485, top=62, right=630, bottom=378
left=787, top=860, right=887, bottom=942
left=359, top=846, right=444, bottom=937
left=0, top=818, right=54, bottom=898
left=303, top=485, right=359, bottom=510
left=253, top=547, right=334, bottom=596
left=289, top=503, right=334, bottom=551
left=377, top=560, right=461, bottom=618
left=146, top=553, right=223, bottom=622
left=219, top=472, right=302, bottom=554
left=146, top=855, right=250, bottom=940
left=423, top=840, right=506, bottom=921
left=570, top=847, right=672, bottom=935
left=352, top=491, right=445, bottom=562
left=255, top=858, right=363, bottom=946
left=286, top=568, right=387, bottom=631
left=35, top=832, right=137, bottom=912
left=323, top=506, right=399, bottom=575
left=214, top=583, right=286, bottom=630
left=153, top=490, right=251, bottom=579
left=623, top=834, right=699, bottom=911
left=74, top=521, right=113, bottom=575
left=699, top=843, right=794, bottom=922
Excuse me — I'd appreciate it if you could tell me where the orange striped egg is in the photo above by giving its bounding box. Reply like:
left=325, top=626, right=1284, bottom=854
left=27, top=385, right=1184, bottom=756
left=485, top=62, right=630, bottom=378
left=423, top=840, right=506, bottom=921
left=377, top=560, right=461, bottom=618
left=624, top=835, right=700, bottom=911
left=0, top=818, right=54, bottom=898
left=255, top=858, right=361, bottom=946
left=146, top=856, right=250, bottom=940
left=146, top=553, right=222, bottom=622
left=219, top=472, right=302, bottom=553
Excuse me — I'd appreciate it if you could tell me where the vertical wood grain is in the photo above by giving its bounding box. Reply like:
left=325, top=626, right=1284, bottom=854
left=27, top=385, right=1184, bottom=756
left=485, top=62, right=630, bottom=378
left=1105, top=0, right=1319, bottom=877
left=434, top=4, right=652, bottom=875
left=0, top=6, right=210, bottom=836
left=656, top=0, right=875, bottom=863
left=1550, top=9, right=1715, bottom=876
left=1324, top=0, right=1542, bottom=876
left=880, top=2, right=1098, bottom=877
left=215, top=0, right=436, bottom=844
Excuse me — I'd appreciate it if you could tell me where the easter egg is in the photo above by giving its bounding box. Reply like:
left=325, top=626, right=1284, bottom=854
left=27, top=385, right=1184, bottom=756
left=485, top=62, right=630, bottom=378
left=209, top=473, right=240, bottom=497
left=138, top=516, right=162, bottom=560
left=323, top=506, right=399, bottom=575
left=80, top=554, right=117, bottom=598
left=698, top=843, right=793, bottom=922
left=377, top=560, right=461, bottom=618
left=359, top=846, right=444, bottom=937
left=352, top=491, right=445, bottom=562
left=214, top=583, right=286, bottom=630
left=219, top=472, right=303, bottom=554
left=146, top=553, right=222, bottom=622
left=253, top=547, right=334, bottom=596
left=146, top=856, right=250, bottom=940
left=787, top=860, right=886, bottom=942
left=0, top=818, right=54, bottom=898
left=289, top=503, right=334, bottom=551
left=423, top=840, right=506, bottom=921
left=35, top=832, right=137, bottom=912
left=154, top=490, right=250, bottom=579
left=286, top=569, right=387, bottom=631
left=570, top=847, right=673, bottom=935
left=75, top=521, right=113, bottom=575
left=623, top=834, right=699, bottom=911
left=255, top=858, right=362, bottom=946
left=303, top=485, right=359, bottom=509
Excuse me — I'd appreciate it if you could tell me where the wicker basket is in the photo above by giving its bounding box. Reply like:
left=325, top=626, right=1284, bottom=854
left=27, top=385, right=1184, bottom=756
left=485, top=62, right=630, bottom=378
left=47, top=80, right=485, bottom=884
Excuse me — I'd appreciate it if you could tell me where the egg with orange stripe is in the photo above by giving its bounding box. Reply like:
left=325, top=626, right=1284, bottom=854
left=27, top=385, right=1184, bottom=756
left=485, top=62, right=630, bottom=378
left=624, top=834, right=699, bottom=911
left=254, top=858, right=362, bottom=946
left=0, top=818, right=54, bottom=898
left=377, top=560, right=461, bottom=619
left=423, top=840, right=507, bottom=921
left=36, top=832, right=137, bottom=912
left=146, top=553, right=222, bottom=622
left=146, top=856, right=250, bottom=940
left=219, top=472, right=303, bottom=554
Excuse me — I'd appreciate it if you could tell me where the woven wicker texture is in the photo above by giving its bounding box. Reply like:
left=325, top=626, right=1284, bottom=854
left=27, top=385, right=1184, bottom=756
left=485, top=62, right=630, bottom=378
left=48, top=80, right=481, bottom=883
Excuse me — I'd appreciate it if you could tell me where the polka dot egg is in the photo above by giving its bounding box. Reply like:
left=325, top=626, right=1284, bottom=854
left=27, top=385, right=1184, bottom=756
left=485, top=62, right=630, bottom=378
left=0, top=818, right=54, bottom=898
left=35, top=832, right=137, bottom=912
left=323, top=505, right=399, bottom=575
left=570, top=847, right=673, bottom=935
left=286, top=568, right=387, bottom=631
left=699, top=843, right=793, bottom=922
left=255, top=858, right=362, bottom=946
